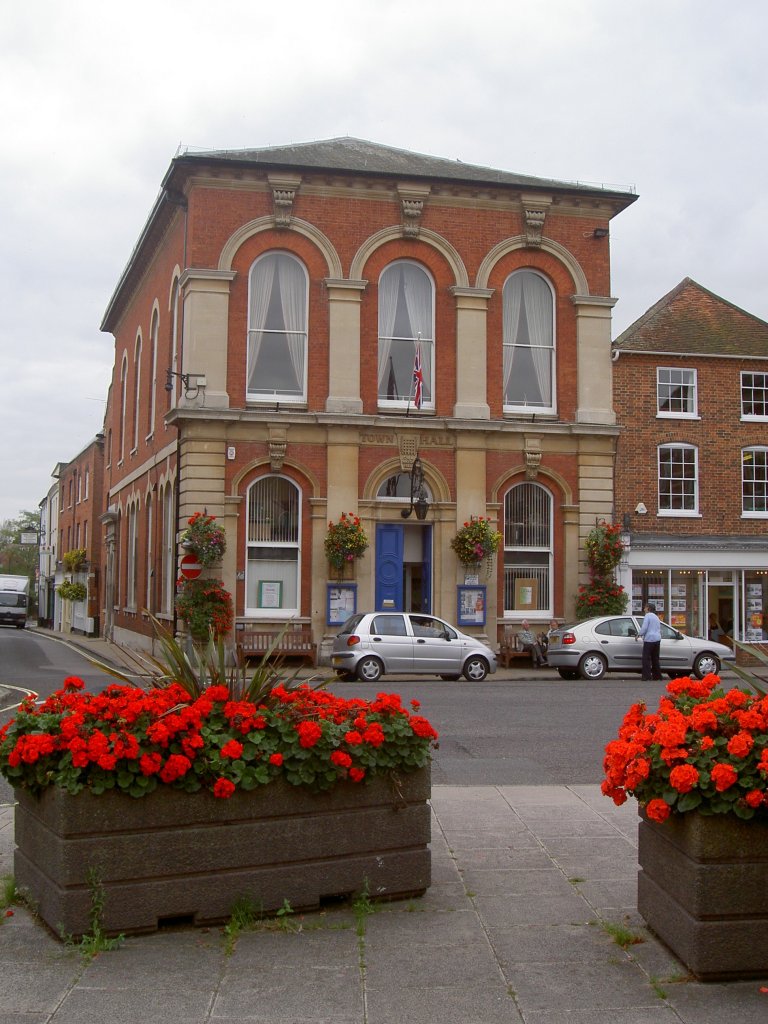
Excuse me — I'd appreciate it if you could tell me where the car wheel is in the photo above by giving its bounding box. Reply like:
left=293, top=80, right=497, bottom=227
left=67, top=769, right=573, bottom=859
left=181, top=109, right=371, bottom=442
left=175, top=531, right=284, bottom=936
left=440, top=674, right=460, bottom=681
left=578, top=652, right=607, bottom=680
left=693, top=653, right=720, bottom=679
left=463, top=656, right=489, bottom=682
left=557, top=668, right=579, bottom=680
left=356, top=656, right=383, bottom=683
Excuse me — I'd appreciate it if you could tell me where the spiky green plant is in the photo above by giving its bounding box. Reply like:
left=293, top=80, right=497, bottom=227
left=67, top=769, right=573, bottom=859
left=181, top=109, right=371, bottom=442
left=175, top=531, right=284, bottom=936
left=729, top=639, right=767, bottom=697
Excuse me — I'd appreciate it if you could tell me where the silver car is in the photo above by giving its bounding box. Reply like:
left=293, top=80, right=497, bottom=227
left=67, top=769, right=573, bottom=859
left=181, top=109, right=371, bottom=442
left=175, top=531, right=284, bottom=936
left=546, top=615, right=736, bottom=681
left=332, top=612, right=498, bottom=682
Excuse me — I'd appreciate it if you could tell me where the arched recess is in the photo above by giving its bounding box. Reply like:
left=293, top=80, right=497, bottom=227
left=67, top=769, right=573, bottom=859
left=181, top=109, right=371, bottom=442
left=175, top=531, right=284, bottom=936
left=491, top=465, right=574, bottom=508
left=350, top=226, right=469, bottom=289
left=218, top=216, right=343, bottom=279
left=230, top=458, right=321, bottom=500
left=362, top=456, right=451, bottom=506
left=476, top=236, right=589, bottom=295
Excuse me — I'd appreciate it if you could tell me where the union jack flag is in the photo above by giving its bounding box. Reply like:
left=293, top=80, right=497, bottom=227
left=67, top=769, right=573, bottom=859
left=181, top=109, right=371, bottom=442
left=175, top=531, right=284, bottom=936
left=412, top=342, right=423, bottom=409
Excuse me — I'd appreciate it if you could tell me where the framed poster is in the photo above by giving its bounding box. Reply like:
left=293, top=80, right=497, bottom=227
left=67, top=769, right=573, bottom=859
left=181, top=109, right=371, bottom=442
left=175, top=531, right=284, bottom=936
left=457, top=585, right=486, bottom=626
left=258, top=580, right=282, bottom=608
left=327, top=583, right=357, bottom=626
left=514, top=578, right=538, bottom=611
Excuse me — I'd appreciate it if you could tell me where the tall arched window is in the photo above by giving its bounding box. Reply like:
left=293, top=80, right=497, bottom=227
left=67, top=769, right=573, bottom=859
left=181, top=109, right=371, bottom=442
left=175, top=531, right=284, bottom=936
left=168, top=276, right=180, bottom=411
left=246, top=477, right=300, bottom=616
left=502, top=270, right=555, bottom=412
left=119, top=355, right=128, bottom=462
left=503, top=482, right=553, bottom=615
left=126, top=500, right=139, bottom=610
left=378, top=261, right=434, bottom=409
left=160, top=482, right=175, bottom=616
left=132, top=335, right=142, bottom=452
left=145, top=494, right=153, bottom=611
left=247, top=253, right=308, bottom=402
left=148, top=310, right=158, bottom=436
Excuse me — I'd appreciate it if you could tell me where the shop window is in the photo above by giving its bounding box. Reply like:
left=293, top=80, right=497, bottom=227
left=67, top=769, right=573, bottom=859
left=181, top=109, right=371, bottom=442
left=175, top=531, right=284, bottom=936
left=742, top=447, right=768, bottom=516
left=247, top=253, right=308, bottom=403
left=246, top=477, right=300, bottom=617
left=658, top=444, right=698, bottom=515
left=657, top=367, right=697, bottom=417
left=503, top=482, right=552, bottom=615
left=741, top=372, right=768, bottom=419
left=503, top=270, right=555, bottom=413
left=744, top=572, right=768, bottom=641
left=377, top=261, right=434, bottom=410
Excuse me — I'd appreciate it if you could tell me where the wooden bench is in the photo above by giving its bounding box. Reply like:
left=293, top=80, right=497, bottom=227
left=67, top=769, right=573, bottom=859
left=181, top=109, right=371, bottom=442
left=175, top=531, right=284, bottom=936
left=497, top=632, right=534, bottom=668
left=236, top=627, right=316, bottom=667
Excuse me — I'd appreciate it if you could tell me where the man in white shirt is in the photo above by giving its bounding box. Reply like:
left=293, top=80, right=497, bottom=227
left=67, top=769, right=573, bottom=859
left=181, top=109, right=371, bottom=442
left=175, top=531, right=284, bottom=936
left=638, top=603, right=662, bottom=681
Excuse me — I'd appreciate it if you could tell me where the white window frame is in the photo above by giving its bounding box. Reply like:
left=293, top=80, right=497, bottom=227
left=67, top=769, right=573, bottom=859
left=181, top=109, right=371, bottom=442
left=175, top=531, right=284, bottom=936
left=656, top=367, right=698, bottom=418
left=377, top=260, right=435, bottom=412
left=658, top=443, right=700, bottom=516
left=147, top=309, right=158, bottom=439
left=132, top=334, right=142, bottom=453
left=246, top=252, right=309, bottom=405
left=742, top=447, right=768, bottom=517
left=160, top=481, right=175, bottom=617
left=502, top=481, right=553, bottom=617
left=126, top=500, right=139, bottom=610
left=502, top=269, right=556, bottom=415
left=740, top=371, right=768, bottom=421
left=245, top=476, right=301, bottom=618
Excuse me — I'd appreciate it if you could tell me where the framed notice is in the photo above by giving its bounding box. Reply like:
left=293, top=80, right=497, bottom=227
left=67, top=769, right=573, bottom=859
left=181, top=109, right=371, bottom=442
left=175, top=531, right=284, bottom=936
left=258, top=580, right=282, bottom=609
left=457, top=585, right=486, bottom=626
left=327, top=584, right=357, bottom=626
left=514, top=578, right=538, bottom=611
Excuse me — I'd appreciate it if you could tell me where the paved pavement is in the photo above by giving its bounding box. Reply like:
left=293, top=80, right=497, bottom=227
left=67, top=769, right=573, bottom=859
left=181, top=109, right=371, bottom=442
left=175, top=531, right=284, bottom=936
left=0, top=632, right=764, bottom=1022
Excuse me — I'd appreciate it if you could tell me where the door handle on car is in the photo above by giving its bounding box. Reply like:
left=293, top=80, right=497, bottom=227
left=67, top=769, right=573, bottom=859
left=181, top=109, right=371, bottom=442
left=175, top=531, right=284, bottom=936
left=416, top=638, right=426, bottom=644
left=373, top=637, right=382, bottom=642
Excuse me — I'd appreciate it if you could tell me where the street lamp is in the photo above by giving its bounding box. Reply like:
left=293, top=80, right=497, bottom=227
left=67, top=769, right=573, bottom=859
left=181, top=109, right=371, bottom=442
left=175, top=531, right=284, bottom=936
left=400, top=455, right=430, bottom=521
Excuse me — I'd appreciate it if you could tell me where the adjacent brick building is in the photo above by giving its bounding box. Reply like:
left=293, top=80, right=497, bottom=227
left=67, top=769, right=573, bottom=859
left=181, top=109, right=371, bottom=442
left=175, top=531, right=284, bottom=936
left=98, top=138, right=636, bottom=655
left=613, top=277, right=768, bottom=642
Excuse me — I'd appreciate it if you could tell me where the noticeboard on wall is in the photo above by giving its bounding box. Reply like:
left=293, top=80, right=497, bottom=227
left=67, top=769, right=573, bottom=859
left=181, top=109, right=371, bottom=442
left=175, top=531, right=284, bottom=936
left=327, top=584, right=357, bottom=626
left=457, top=585, right=486, bottom=626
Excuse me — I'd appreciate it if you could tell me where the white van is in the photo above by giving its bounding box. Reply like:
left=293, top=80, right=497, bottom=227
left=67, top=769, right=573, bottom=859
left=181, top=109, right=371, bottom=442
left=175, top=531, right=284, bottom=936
left=0, top=574, right=29, bottom=629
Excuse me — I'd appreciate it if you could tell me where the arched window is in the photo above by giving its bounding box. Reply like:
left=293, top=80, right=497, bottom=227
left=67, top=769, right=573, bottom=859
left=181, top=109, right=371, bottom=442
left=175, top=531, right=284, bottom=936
left=247, top=253, right=308, bottom=402
left=126, top=500, right=139, bottom=610
left=742, top=447, right=768, bottom=516
left=503, top=482, right=553, bottom=615
left=132, top=336, right=142, bottom=452
left=148, top=309, right=159, bottom=436
left=502, top=270, right=555, bottom=412
left=246, top=477, right=300, bottom=616
left=376, top=473, right=433, bottom=500
left=168, top=276, right=180, bottom=411
left=145, top=493, right=153, bottom=611
left=119, top=355, right=128, bottom=462
left=160, top=482, right=175, bottom=616
left=378, top=261, right=434, bottom=409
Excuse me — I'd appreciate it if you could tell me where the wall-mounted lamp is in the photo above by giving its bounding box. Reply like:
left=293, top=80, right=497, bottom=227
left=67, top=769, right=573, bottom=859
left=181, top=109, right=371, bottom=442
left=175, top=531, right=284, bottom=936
left=165, top=368, right=206, bottom=399
left=400, top=454, right=430, bottom=521
left=593, top=227, right=609, bottom=239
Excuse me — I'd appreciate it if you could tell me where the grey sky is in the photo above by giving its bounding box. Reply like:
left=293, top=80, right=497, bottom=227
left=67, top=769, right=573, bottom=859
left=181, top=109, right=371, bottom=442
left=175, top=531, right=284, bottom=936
left=2, top=0, right=766, bottom=522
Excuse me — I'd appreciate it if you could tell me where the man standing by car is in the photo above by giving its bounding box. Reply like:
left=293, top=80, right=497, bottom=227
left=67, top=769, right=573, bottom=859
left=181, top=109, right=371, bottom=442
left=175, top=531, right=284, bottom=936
left=638, top=603, right=662, bottom=681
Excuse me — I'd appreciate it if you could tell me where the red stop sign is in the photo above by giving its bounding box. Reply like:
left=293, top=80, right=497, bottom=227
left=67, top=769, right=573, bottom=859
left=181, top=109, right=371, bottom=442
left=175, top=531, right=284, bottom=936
left=179, top=553, right=203, bottom=579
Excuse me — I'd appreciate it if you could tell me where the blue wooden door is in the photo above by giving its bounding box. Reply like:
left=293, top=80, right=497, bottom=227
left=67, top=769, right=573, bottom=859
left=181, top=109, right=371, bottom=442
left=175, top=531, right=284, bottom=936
left=375, top=524, right=404, bottom=611
left=421, top=526, right=432, bottom=612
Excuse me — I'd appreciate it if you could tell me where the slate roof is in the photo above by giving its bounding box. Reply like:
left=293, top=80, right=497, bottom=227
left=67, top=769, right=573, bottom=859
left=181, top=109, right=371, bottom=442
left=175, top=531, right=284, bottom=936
left=613, top=277, right=768, bottom=357
left=173, top=136, right=636, bottom=200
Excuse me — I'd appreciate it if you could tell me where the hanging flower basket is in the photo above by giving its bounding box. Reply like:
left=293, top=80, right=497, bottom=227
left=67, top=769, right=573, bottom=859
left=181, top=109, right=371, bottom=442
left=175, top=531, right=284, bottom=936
left=175, top=578, right=233, bottom=641
left=324, top=513, right=369, bottom=577
left=180, top=512, right=226, bottom=567
left=575, top=520, right=628, bottom=619
left=450, top=516, right=502, bottom=568
left=58, top=580, right=87, bottom=602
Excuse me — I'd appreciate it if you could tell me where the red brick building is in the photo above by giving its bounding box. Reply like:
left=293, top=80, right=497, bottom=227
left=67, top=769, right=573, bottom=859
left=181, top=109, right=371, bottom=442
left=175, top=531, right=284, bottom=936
left=613, top=278, right=768, bottom=642
left=98, top=138, right=636, bottom=656
left=51, top=434, right=105, bottom=635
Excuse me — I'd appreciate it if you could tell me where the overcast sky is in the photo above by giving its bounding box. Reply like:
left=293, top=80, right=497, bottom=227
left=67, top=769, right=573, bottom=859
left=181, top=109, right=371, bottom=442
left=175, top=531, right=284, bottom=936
left=2, top=0, right=766, bottom=525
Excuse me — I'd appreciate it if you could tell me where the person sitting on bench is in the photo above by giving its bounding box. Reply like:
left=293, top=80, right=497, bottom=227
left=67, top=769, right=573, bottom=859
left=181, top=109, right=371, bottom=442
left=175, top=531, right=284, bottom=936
left=518, top=620, right=548, bottom=667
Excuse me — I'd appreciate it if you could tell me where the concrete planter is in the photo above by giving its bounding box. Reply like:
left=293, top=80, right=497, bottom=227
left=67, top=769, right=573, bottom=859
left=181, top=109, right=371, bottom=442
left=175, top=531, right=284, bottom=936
left=637, top=810, right=768, bottom=981
left=14, top=767, right=431, bottom=939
